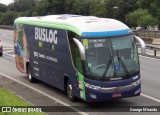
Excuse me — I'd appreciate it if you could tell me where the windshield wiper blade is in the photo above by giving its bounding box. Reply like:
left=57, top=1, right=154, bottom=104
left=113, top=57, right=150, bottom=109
left=116, top=50, right=130, bottom=78
left=102, top=59, right=112, bottom=80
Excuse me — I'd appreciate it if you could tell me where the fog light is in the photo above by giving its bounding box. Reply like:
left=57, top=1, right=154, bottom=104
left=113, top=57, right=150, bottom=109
left=135, top=88, right=141, bottom=95
left=90, top=94, right=97, bottom=99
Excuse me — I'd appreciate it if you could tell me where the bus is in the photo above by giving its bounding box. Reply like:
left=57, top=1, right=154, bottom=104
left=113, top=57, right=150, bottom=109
left=14, top=14, right=146, bottom=102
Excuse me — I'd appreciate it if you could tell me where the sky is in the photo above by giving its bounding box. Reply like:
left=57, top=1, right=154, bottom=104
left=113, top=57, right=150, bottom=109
left=0, top=0, right=13, bottom=5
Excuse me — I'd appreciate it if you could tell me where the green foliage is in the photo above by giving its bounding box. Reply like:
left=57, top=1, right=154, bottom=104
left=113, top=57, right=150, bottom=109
left=138, top=14, right=158, bottom=28
left=104, top=0, right=138, bottom=22
left=126, top=9, right=157, bottom=28
left=0, top=87, right=45, bottom=115
left=0, top=87, right=30, bottom=106
left=0, top=11, right=20, bottom=25
left=0, top=3, right=7, bottom=12
left=65, top=0, right=90, bottom=15
left=126, top=9, right=146, bottom=27
left=0, top=0, right=159, bottom=29
left=8, top=0, right=38, bottom=12
left=137, top=0, right=152, bottom=8
left=89, top=0, right=106, bottom=17
left=0, top=12, right=2, bottom=17
left=36, top=0, right=65, bottom=15
left=136, top=0, right=160, bottom=28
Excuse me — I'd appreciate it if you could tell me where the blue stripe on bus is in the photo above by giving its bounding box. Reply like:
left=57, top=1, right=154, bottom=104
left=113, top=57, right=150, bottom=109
left=82, top=29, right=131, bottom=37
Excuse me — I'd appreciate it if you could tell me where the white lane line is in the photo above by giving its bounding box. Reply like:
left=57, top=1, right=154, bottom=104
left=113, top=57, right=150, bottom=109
left=140, top=55, right=160, bottom=61
left=0, top=72, right=88, bottom=115
left=3, top=52, right=15, bottom=58
left=3, top=48, right=14, bottom=50
left=3, top=50, right=14, bottom=53
left=1, top=42, right=14, bottom=47
left=141, top=93, right=160, bottom=103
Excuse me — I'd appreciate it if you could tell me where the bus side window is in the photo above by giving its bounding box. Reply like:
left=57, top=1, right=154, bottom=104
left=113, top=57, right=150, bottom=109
left=68, top=31, right=83, bottom=73
left=75, top=47, right=83, bottom=73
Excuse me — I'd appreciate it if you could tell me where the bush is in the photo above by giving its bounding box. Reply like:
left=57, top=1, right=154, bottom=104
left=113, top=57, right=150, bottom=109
left=0, top=11, right=20, bottom=25
left=0, top=3, right=7, bottom=12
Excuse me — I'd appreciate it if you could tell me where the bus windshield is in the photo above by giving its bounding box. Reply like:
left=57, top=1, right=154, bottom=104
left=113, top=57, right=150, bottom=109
left=82, top=35, right=139, bottom=81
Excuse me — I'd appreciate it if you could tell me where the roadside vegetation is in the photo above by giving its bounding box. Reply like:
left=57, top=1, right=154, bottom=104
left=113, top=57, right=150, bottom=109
left=0, top=0, right=159, bottom=29
left=133, top=30, right=160, bottom=39
left=0, top=87, right=45, bottom=115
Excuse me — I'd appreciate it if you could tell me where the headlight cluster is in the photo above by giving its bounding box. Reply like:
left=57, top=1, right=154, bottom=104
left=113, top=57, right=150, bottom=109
left=131, top=80, right=141, bottom=86
left=84, top=82, right=101, bottom=90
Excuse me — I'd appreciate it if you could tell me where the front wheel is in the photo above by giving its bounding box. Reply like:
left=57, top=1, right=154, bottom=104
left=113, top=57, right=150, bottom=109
left=27, top=65, right=36, bottom=83
left=66, top=81, right=76, bottom=102
left=0, top=52, right=2, bottom=56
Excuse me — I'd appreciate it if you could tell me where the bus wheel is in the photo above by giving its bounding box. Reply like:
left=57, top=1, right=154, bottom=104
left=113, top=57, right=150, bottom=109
left=67, top=81, right=76, bottom=102
left=0, top=52, right=2, bottom=56
left=27, top=65, right=36, bottom=83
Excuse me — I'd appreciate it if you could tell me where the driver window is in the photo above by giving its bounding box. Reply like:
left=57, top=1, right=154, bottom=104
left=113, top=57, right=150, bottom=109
left=68, top=31, right=83, bottom=73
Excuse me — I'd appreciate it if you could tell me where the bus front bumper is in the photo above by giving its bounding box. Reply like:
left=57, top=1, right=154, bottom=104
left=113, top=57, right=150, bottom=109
left=84, top=80, right=141, bottom=102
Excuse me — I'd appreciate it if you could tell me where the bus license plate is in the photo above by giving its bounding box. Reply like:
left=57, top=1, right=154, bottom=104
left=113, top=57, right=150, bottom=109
left=112, top=93, right=122, bottom=98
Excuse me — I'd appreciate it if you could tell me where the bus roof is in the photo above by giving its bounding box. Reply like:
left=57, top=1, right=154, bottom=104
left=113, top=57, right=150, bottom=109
left=14, top=14, right=131, bottom=37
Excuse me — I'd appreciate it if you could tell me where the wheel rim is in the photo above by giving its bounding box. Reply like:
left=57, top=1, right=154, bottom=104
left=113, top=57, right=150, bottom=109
left=28, top=69, right=32, bottom=80
left=67, top=84, right=73, bottom=99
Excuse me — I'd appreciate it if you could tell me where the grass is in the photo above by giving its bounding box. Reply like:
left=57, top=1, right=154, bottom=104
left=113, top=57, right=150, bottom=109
left=0, top=87, right=45, bottom=115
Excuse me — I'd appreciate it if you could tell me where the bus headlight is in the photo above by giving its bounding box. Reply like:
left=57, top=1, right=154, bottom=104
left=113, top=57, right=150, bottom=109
left=131, top=80, right=141, bottom=86
left=84, top=82, right=101, bottom=90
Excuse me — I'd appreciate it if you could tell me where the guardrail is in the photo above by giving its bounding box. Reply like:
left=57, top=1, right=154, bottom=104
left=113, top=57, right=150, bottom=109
left=133, top=30, right=160, bottom=44
left=145, top=44, right=160, bottom=56
left=0, top=25, right=13, bottom=30
left=133, top=30, right=160, bottom=39
left=137, top=43, right=160, bottom=56
left=133, top=30, right=160, bottom=56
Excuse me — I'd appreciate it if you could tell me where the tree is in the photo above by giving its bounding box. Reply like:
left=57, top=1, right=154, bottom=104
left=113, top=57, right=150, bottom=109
left=104, top=0, right=138, bottom=23
left=137, top=0, right=160, bottom=29
left=89, top=0, right=106, bottom=17
left=126, top=9, right=157, bottom=28
left=138, top=14, right=157, bottom=28
left=36, top=0, right=65, bottom=15
left=0, top=3, right=7, bottom=12
left=8, top=0, right=39, bottom=12
left=65, top=0, right=90, bottom=15
left=0, top=11, right=19, bottom=25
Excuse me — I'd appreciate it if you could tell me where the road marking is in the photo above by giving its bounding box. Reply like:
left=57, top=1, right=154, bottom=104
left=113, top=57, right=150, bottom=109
left=141, top=93, right=160, bottom=103
left=3, top=50, right=14, bottom=53
left=1, top=42, right=14, bottom=47
left=3, top=53, right=15, bottom=58
left=3, top=47, right=14, bottom=50
left=1, top=42, right=15, bottom=58
left=0, top=72, right=88, bottom=115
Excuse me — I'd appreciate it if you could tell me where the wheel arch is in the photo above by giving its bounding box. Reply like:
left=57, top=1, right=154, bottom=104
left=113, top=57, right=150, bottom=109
left=26, top=61, right=30, bottom=74
left=64, top=74, right=70, bottom=91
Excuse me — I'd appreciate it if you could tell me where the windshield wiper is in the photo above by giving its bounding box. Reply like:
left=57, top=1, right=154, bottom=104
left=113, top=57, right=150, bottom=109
left=101, top=58, right=112, bottom=80
left=116, top=50, right=130, bottom=78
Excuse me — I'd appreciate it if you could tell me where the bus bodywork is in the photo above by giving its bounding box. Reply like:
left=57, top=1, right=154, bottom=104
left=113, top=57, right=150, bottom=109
left=14, top=15, right=145, bottom=102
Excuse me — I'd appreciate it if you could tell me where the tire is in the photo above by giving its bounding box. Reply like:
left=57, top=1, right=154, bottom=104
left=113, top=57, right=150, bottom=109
left=66, top=80, right=76, bottom=102
left=0, top=52, right=2, bottom=56
left=27, top=65, right=36, bottom=83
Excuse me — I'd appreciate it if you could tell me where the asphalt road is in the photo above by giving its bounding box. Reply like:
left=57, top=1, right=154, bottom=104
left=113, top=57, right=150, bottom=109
left=0, top=29, right=160, bottom=115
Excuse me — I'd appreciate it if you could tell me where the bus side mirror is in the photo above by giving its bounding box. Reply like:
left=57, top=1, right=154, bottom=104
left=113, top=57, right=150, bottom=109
left=134, top=35, right=146, bottom=55
left=73, top=38, right=86, bottom=60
